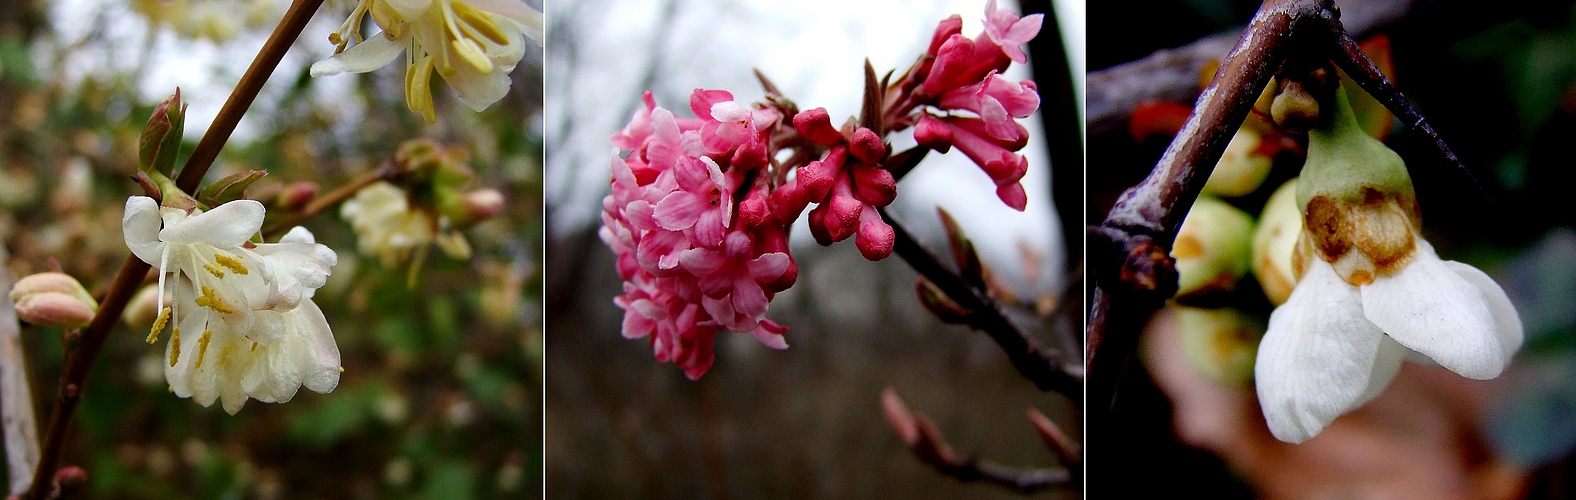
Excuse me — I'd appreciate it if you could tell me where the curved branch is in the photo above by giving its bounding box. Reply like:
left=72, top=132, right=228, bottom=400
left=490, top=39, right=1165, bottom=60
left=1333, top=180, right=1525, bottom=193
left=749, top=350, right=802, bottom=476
left=881, top=389, right=1072, bottom=494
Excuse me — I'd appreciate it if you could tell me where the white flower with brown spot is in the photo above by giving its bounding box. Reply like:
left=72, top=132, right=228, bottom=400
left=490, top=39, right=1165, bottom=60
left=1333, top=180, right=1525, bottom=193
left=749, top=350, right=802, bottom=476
left=123, top=196, right=341, bottom=414
left=1253, top=90, right=1522, bottom=444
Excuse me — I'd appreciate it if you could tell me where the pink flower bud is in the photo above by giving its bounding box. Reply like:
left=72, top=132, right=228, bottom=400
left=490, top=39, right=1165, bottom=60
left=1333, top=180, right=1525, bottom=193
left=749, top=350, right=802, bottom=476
left=462, top=188, right=506, bottom=222
left=855, top=206, right=895, bottom=261
left=850, top=163, right=897, bottom=207
left=10, top=272, right=98, bottom=329
left=849, top=127, right=886, bottom=164
left=278, top=181, right=319, bottom=210
left=792, top=108, right=845, bottom=146
left=914, top=115, right=954, bottom=152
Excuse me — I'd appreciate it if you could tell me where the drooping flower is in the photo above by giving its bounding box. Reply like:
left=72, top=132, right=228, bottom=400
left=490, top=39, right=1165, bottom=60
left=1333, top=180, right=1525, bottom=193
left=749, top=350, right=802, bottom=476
left=310, top=0, right=545, bottom=122
left=123, top=196, right=341, bottom=414
left=1253, top=89, right=1522, bottom=443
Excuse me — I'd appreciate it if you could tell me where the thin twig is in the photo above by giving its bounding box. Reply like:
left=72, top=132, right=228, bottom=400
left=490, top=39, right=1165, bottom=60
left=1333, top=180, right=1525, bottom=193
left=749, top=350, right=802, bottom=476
left=879, top=208, right=1083, bottom=400
left=0, top=248, right=38, bottom=496
left=881, top=388, right=1071, bottom=494
left=22, top=1, right=325, bottom=497
left=1086, top=0, right=1333, bottom=410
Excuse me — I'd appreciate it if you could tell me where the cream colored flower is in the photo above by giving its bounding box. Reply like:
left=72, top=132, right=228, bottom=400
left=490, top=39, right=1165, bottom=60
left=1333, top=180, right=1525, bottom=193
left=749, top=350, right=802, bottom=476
left=310, top=0, right=544, bottom=122
left=123, top=196, right=341, bottom=414
left=1253, top=90, right=1521, bottom=443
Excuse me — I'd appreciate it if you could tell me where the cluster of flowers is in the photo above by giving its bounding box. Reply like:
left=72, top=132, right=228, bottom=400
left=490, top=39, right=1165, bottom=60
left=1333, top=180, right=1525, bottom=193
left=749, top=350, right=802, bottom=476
left=600, top=1, right=1044, bottom=378
left=124, top=197, right=342, bottom=415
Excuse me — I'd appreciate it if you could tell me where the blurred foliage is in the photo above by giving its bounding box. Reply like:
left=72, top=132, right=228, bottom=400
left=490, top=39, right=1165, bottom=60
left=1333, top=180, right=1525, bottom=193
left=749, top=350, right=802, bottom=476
left=1, top=0, right=541, bottom=498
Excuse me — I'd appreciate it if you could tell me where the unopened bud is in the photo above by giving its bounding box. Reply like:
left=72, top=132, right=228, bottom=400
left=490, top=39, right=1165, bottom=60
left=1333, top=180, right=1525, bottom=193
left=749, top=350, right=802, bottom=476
left=1202, top=128, right=1273, bottom=198
left=1173, top=306, right=1263, bottom=387
left=277, top=181, right=319, bottom=210
left=461, top=189, right=504, bottom=223
left=1252, top=179, right=1302, bottom=305
left=123, top=285, right=162, bottom=330
left=139, top=89, right=187, bottom=176
left=10, top=272, right=98, bottom=329
left=1171, top=196, right=1253, bottom=298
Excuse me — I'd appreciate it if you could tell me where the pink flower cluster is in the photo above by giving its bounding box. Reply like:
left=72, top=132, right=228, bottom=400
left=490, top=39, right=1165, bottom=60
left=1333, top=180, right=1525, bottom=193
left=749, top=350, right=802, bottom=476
left=901, top=0, right=1043, bottom=210
left=602, top=90, right=796, bottom=379
left=600, top=1, right=1043, bottom=379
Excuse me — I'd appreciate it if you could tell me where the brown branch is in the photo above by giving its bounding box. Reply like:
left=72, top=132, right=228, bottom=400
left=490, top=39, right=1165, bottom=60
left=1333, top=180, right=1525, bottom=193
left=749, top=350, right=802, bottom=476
left=1086, top=0, right=1334, bottom=410
left=262, top=160, right=398, bottom=239
left=881, top=388, right=1071, bottom=494
left=22, top=1, right=325, bottom=497
left=879, top=208, right=1083, bottom=400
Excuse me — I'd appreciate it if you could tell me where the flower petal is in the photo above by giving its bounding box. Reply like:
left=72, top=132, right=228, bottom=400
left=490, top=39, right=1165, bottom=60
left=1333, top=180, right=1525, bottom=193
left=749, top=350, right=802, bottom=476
left=1361, top=241, right=1505, bottom=379
left=309, top=32, right=407, bottom=77
left=1255, top=261, right=1392, bottom=444
left=123, top=196, right=165, bottom=265
left=1443, top=260, right=1523, bottom=368
left=159, top=199, right=265, bottom=248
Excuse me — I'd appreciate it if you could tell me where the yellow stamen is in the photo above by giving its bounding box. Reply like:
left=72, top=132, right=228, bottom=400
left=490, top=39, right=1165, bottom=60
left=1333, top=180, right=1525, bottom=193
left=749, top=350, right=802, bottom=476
left=338, top=366, right=345, bottom=373
left=454, top=5, right=509, bottom=45
left=196, top=286, right=235, bottom=314
left=213, top=254, right=249, bottom=275
left=195, top=331, right=212, bottom=369
left=147, top=307, right=171, bottom=344
left=251, top=342, right=258, bottom=352
left=169, top=328, right=182, bottom=367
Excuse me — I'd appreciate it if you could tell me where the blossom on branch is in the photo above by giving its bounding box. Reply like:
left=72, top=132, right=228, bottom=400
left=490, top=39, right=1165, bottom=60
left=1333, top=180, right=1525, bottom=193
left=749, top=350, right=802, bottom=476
left=311, top=0, right=544, bottom=122
left=1253, top=89, right=1522, bottom=443
left=123, top=196, right=341, bottom=414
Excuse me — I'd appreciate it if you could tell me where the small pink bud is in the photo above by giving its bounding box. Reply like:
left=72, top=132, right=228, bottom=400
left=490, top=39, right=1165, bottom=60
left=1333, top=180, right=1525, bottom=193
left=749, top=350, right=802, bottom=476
left=731, top=135, right=769, bottom=171
left=849, top=128, right=886, bottom=164
left=768, top=180, right=808, bottom=225
left=855, top=208, right=895, bottom=261
left=462, top=188, right=506, bottom=222
left=824, top=195, right=864, bottom=243
left=737, top=195, right=769, bottom=229
left=850, top=164, right=897, bottom=207
left=792, top=108, right=845, bottom=146
left=10, top=272, right=98, bottom=329
left=278, top=181, right=319, bottom=210
left=996, top=183, right=1028, bottom=211
left=797, top=154, right=840, bottom=201
left=914, top=115, right=954, bottom=152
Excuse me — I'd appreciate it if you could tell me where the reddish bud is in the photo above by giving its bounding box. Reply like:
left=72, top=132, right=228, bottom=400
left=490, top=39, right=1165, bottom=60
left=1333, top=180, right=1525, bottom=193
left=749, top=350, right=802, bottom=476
left=278, top=181, right=319, bottom=210
left=914, top=115, right=953, bottom=152
left=793, top=108, right=846, bottom=146
left=855, top=208, right=894, bottom=261
left=849, top=127, right=886, bottom=164
left=850, top=163, right=897, bottom=207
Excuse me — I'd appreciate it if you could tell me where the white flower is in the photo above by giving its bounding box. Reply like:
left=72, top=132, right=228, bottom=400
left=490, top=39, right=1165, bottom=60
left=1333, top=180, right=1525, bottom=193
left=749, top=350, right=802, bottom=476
left=123, top=196, right=341, bottom=414
left=310, top=0, right=544, bottom=122
left=341, top=181, right=437, bottom=265
left=1252, top=88, right=1523, bottom=444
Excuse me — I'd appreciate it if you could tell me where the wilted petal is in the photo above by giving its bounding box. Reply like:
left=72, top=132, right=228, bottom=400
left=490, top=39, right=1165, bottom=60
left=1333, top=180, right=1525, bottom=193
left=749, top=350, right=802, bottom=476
left=1361, top=241, right=1504, bottom=379
left=1255, top=261, right=1391, bottom=444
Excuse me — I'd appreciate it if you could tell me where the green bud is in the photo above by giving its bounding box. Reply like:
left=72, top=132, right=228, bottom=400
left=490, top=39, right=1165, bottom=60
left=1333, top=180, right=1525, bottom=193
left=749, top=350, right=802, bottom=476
left=139, top=89, right=187, bottom=176
left=1174, top=306, right=1263, bottom=388
left=1251, top=179, right=1302, bottom=305
left=1296, top=87, right=1413, bottom=209
left=1203, top=128, right=1274, bottom=198
left=1172, top=196, right=1254, bottom=297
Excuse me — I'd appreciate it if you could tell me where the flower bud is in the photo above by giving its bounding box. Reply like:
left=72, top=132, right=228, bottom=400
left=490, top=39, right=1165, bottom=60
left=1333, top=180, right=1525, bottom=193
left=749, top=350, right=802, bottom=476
left=1171, top=196, right=1253, bottom=298
left=277, top=181, right=319, bottom=210
left=1201, top=128, right=1273, bottom=198
left=123, top=285, right=163, bottom=330
left=139, top=89, right=186, bottom=176
left=1173, top=306, right=1263, bottom=388
left=448, top=188, right=505, bottom=228
left=1251, top=179, right=1302, bottom=305
left=10, top=272, right=98, bottom=329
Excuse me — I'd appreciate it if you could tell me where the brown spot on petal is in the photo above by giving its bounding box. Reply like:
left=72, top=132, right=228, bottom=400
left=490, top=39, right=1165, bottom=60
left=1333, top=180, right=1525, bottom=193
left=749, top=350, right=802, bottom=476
left=1172, top=234, right=1204, bottom=259
left=1348, top=269, right=1374, bottom=286
left=1304, top=195, right=1350, bottom=262
left=1350, top=188, right=1416, bottom=272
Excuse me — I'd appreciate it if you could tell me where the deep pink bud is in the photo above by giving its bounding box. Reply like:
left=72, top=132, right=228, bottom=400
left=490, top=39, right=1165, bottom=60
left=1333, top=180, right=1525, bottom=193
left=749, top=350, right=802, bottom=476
left=927, top=15, right=964, bottom=56
left=855, top=206, right=895, bottom=261
left=850, top=163, right=897, bottom=207
left=914, top=115, right=954, bottom=152
left=793, top=108, right=845, bottom=146
left=731, top=134, right=769, bottom=171
left=996, top=183, right=1028, bottom=211
left=737, top=193, right=769, bottom=229
left=769, top=179, right=809, bottom=225
left=849, top=127, right=886, bottom=164
left=799, top=146, right=845, bottom=200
